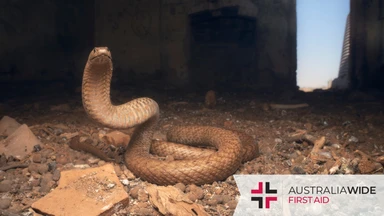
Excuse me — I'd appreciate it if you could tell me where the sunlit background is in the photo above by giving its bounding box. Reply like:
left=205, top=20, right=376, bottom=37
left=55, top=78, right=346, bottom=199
left=297, top=0, right=350, bottom=89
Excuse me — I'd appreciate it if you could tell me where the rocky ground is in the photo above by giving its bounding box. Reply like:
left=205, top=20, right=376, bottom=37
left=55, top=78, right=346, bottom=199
left=0, top=87, right=383, bottom=216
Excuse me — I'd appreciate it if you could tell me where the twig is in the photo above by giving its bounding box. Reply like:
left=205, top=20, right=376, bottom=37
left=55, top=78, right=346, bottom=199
left=269, top=103, right=309, bottom=109
left=0, top=163, right=28, bottom=171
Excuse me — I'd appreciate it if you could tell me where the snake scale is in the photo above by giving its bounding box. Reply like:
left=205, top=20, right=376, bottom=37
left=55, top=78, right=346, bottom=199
left=80, top=47, right=259, bottom=185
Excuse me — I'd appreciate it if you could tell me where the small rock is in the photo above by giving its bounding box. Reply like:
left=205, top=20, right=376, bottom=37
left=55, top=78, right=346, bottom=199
left=244, top=164, right=254, bottom=174
left=207, top=195, right=224, bottom=206
left=87, top=157, right=100, bottom=164
left=359, top=159, right=383, bottom=174
left=226, top=200, right=238, bottom=209
left=188, top=193, right=199, bottom=202
left=0, top=198, right=12, bottom=209
left=32, top=154, right=42, bottom=163
left=130, top=186, right=141, bottom=199
left=33, top=145, right=42, bottom=152
left=63, top=163, right=75, bottom=169
left=349, top=136, right=359, bottom=143
left=274, top=138, right=283, bottom=144
left=98, top=161, right=106, bottom=166
left=123, top=169, right=136, bottom=180
left=107, top=183, right=116, bottom=189
left=37, top=164, right=49, bottom=175
left=100, top=131, right=130, bottom=148
left=0, top=179, right=12, bottom=192
left=137, top=189, right=148, bottom=202
left=53, top=128, right=63, bottom=136
left=222, top=195, right=232, bottom=203
left=73, top=164, right=90, bottom=169
left=48, top=162, right=57, bottom=172
left=225, top=176, right=236, bottom=185
left=377, top=156, right=384, bottom=165
left=292, top=155, right=306, bottom=164
left=40, top=180, right=55, bottom=193
left=213, top=187, right=223, bottom=195
left=30, top=179, right=40, bottom=187
left=291, top=166, right=306, bottom=174
left=56, top=155, right=69, bottom=165
left=120, top=179, right=129, bottom=186
left=28, top=163, right=40, bottom=173
left=174, top=183, right=186, bottom=192
left=52, top=170, right=61, bottom=181
left=40, top=173, right=54, bottom=193
left=187, top=184, right=204, bottom=201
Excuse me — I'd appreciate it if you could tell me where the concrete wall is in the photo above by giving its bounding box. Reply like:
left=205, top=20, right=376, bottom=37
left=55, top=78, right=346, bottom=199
left=0, top=0, right=297, bottom=91
left=95, top=0, right=297, bottom=90
left=0, top=0, right=58, bottom=81
left=0, top=0, right=94, bottom=85
left=350, top=0, right=384, bottom=90
left=94, top=0, right=162, bottom=84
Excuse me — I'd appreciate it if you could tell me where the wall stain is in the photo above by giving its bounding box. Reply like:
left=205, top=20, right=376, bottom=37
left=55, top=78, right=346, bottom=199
left=126, top=0, right=153, bottom=39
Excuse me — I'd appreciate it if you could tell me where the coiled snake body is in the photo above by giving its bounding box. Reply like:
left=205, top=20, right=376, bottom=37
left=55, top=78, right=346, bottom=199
left=81, top=47, right=259, bottom=185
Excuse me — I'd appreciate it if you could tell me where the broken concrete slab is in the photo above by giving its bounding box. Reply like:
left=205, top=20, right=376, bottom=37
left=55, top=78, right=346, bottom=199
left=0, top=124, right=40, bottom=160
left=0, top=116, right=21, bottom=137
left=31, top=164, right=129, bottom=216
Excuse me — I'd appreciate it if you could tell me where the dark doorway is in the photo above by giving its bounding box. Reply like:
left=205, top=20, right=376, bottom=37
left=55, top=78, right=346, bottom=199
left=189, top=6, right=257, bottom=90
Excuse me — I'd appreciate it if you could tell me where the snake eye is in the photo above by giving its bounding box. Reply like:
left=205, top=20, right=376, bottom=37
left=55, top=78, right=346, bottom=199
left=93, top=49, right=96, bottom=53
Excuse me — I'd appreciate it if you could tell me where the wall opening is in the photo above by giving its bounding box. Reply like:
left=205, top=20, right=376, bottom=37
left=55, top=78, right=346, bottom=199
left=297, top=0, right=350, bottom=91
left=188, top=6, right=256, bottom=91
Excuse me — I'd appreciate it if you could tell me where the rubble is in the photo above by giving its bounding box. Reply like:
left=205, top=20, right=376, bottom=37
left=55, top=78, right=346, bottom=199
left=0, top=90, right=382, bottom=215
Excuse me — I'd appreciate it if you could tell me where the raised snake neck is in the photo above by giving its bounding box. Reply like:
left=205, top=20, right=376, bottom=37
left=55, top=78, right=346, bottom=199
left=81, top=47, right=259, bottom=185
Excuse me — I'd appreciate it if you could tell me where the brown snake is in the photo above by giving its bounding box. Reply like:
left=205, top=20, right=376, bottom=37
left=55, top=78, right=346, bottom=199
left=81, top=47, right=259, bottom=185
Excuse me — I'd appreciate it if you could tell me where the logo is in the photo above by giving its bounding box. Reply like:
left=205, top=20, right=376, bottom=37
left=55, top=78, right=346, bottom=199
left=234, top=175, right=384, bottom=215
left=251, top=182, right=278, bottom=209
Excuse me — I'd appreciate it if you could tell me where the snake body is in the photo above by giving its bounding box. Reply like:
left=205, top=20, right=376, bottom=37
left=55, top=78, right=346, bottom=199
left=81, top=47, right=259, bottom=185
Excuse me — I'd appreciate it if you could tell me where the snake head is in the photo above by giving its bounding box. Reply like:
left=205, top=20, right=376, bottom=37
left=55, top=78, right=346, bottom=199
left=88, top=47, right=112, bottom=63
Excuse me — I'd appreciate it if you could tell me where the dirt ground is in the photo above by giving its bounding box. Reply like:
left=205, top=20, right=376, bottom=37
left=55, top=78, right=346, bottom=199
left=0, top=86, right=384, bottom=216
